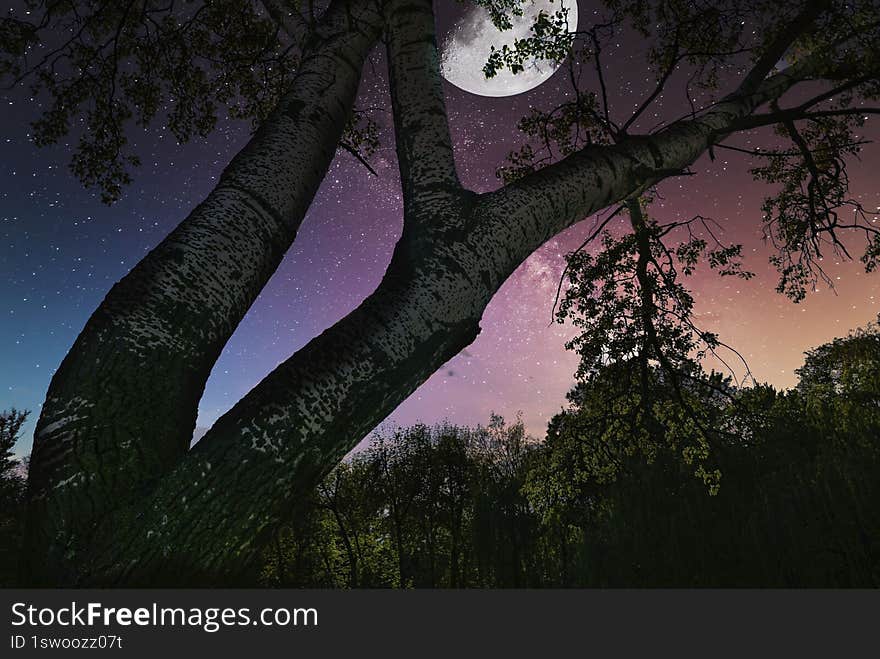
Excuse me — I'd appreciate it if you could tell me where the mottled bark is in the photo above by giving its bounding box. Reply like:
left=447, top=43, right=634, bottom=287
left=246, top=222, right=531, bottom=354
left=480, top=55, right=834, bottom=258
left=385, top=0, right=462, bottom=212
left=24, top=0, right=383, bottom=583
left=27, top=0, right=874, bottom=584
left=78, top=49, right=814, bottom=580
left=86, top=191, right=487, bottom=584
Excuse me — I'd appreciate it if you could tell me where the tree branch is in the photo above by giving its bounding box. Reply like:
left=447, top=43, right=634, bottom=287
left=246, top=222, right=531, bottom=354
left=481, top=8, right=871, bottom=255
left=737, top=0, right=829, bottom=95
left=339, top=141, right=379, bottom=176
left=724, top=107, right=880, bottom=133
left=384, top=0, right=462, bottom=214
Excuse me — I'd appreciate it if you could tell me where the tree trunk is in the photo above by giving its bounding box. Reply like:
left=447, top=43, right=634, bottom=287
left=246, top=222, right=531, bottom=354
left=24, top=0, right=383, bottom=584
left=26, top=0, right=859, bottom=585
left=327, top=501, right=358, bottom=588
left=77, top=52, right=824, bottom=581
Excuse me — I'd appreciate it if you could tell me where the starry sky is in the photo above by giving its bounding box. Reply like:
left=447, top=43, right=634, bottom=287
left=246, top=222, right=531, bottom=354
left=2, top=1, right=879, bottom=457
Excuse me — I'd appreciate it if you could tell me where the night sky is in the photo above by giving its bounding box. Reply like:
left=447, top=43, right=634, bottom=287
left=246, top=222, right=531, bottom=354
left=2, top=1, right=879, bottom=458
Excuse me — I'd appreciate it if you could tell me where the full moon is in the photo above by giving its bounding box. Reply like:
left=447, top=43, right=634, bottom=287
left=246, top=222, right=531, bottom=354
left=440, top=0, right=579, bottom=97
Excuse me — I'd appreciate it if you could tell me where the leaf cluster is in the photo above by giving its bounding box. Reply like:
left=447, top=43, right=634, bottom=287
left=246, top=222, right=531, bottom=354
left=2, top=1, right=299, bottom=202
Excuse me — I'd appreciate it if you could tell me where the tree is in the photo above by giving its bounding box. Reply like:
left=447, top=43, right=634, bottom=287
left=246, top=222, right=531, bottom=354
left=0, top=409, right=28, bottom=585
left=526, top=320, right=880, bottom=586
left=3, top=0, right=879, bottom=584
left=259, top=418, right=543, bottom=587
left=796, top=315, right=880, bottom=400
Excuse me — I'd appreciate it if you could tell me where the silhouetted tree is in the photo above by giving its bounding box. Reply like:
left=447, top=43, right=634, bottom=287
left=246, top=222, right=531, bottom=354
left=527, top=318, right=880, bottom=585
left=4, top=0, right=879, bottom=583
left=0, top=409, right=28, bottom=586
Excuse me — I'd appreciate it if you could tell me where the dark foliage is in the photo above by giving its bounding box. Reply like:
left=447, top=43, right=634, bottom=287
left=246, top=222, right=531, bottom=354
left=0, top=409, right=28, bottom=586
left=259, top=319, right=880, bottom=587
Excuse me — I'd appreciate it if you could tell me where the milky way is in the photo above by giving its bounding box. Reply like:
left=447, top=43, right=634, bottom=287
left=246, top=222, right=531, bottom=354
left=2, top=2, right=879, bottom=456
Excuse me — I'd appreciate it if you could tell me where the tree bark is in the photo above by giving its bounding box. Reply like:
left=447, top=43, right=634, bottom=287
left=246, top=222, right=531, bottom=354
left=27, top=0, right=876, bottom=585
left=24, top=0, right=383, bottom=584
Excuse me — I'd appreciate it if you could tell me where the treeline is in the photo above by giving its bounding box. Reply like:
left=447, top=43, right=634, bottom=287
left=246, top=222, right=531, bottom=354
left=260, top=416, right=546, bottom=588
left=261, top=323, right=880, bottom=587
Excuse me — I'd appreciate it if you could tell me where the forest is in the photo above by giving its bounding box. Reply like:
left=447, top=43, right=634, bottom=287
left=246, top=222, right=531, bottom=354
left=4, top=317, right=878, bottom=587
left=257, top=318, right=880, bottom=588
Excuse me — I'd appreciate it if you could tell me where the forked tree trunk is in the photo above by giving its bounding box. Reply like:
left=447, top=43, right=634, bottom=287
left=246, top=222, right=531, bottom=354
left=25, top=0, right=851, bottom=584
